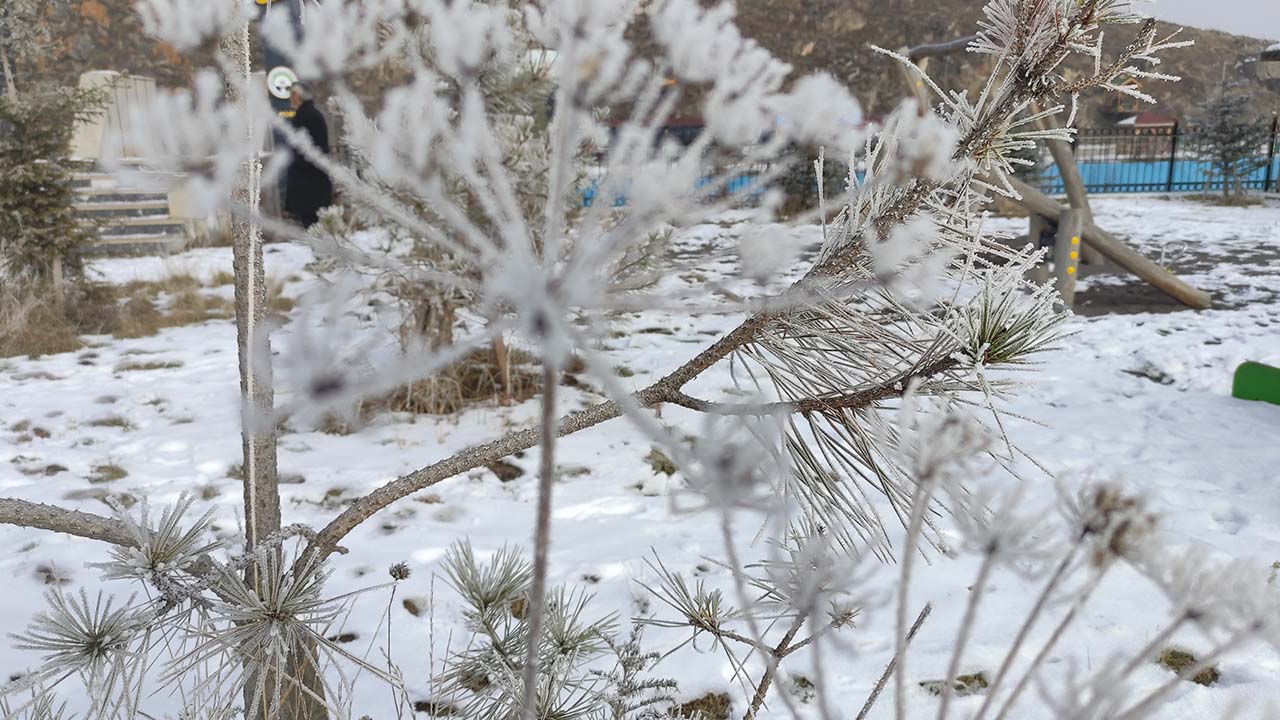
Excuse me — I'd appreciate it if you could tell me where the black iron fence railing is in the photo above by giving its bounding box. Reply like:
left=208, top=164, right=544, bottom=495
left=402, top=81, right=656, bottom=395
left=1030, top=118, right=1280, bottom=195
left=580, top=118, right=1280, bottom=206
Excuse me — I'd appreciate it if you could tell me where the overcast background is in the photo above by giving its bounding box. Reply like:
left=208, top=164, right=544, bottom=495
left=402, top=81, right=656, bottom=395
left=1148, top=0, right=1280, bottom=40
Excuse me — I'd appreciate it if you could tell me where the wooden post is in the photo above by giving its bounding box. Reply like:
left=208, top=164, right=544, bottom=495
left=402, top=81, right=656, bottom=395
left=1054, top=209, right=1086, bottom=308
left=893, top=34, right=1211, bottom=310
left=1032, top=103, right=1108, bottom=268
left=1028, top=214, right=1051, bottom=285
left=493, top=335, right=512, bottom=405
left=1004, top=175, right=1211, bottom=309
left=895, top=47, right=931, bottom=109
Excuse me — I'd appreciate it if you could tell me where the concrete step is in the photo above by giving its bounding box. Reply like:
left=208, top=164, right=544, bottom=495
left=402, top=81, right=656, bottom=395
left=73, top=170, right=176, bottom=193
left=93, top=216, right=188, bottom=237
left=76, top=188, right=169, bottom=204
left=73, top=173, right=120, bottom=191
left=85, top=234, right=189, bottom=256
left=76, top=201, right=171, bottom=219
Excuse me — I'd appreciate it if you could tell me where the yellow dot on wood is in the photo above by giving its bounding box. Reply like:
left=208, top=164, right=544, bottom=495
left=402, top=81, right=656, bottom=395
left=1067, top=266, right=1076, bottom=275
left=1070, top=251, right=1079, bottom=260
left=1071, top=236, right=1080, bottom=245
left=916, top=81, right=923, bottom=87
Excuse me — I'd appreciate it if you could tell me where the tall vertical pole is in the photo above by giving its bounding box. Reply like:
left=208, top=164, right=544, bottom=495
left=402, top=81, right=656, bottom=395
left=1264, top=115, right=1278, bottom=194
left=1165, top=122, right=1180, bottom=193
left=222, top=17, right=288, bottom=720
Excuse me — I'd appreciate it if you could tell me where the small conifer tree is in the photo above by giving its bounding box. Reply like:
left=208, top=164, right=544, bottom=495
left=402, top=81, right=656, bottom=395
left=0, top=0, right=100, bottom=280
left=1192, top=90, right=1271, bottom=199
left=0, top=87, right=99, bottom=280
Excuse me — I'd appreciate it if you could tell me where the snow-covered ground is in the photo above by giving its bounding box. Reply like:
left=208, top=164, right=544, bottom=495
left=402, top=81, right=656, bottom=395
left=2, top=196, right=1279, bottom=718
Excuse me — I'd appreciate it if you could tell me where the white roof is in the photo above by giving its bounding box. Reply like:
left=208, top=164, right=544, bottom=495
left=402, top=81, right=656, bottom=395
left=1266, top=43, right=1280, bottom=53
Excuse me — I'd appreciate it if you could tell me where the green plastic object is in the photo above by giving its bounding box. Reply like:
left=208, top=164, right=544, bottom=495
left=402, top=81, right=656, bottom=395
left=1233, top=362, right=1280, bottom=407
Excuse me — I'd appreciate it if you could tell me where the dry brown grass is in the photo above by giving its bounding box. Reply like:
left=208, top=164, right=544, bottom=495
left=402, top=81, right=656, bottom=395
left=88, top=463, right=128, bottom=484
left=0, top=270, right=246, bottom=359
left=115, top=360, right=184, bottom=372
left=675, top=692, right=731, bottom=719
left=120, top=273, right=202, bottom=297
left=1186, top=193, right=1266, bottom=208
left=112, top=284, right=234, bottom=339
left=267, top=279, right=297, bottom=321
left=203, top=221, right=234, bottom=248
left=0, top=302, right=83, bottom=358
left=385, top=347, right=541, bottom=415
left=1156, top=648, right=1220, bottom=686
left=0, top=280, right=83, bottom=358
left=88, top=415, right=136, bottom=431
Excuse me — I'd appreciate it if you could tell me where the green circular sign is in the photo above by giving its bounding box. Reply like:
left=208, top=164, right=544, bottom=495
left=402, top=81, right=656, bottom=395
left=267, top=66, right=298, bottom=100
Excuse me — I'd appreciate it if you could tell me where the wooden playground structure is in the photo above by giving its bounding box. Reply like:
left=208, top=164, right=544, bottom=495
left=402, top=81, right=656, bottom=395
left=899, top=37, right=1213, bottom=311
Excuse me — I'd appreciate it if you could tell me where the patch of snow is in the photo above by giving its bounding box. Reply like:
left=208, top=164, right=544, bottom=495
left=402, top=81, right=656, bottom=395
left=2, top=197, right=1280, bottom=716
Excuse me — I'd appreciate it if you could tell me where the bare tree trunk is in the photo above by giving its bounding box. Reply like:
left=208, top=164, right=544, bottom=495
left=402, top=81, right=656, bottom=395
left=222, top=17, right=280, bottom=573
left=51, top=254, right=65, bottom=312
left=0, top=44, right=17, bottom=99
left=492, top=335, right=512, bottom=404
left=222, top=20, right=325, bottom=720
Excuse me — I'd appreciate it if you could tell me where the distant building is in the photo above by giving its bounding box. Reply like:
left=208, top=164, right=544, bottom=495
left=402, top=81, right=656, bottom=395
left=1260, top=43, right=1280, bottom=82
left=1117, top=109, right=1178, bottom=130
left=1111, top=77, right=1148, bottom=116
left=1115, top=109, right=1178, bottom=159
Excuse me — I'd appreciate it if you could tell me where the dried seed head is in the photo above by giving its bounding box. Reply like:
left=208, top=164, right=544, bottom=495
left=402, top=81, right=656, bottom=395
left=1069, top=482, right=1157, bottom=566
left=389, top=562, right=412, bottom=581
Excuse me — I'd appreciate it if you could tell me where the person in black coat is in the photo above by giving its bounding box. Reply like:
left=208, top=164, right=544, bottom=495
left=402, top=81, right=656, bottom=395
left=284, top=84, right=334, bottom=228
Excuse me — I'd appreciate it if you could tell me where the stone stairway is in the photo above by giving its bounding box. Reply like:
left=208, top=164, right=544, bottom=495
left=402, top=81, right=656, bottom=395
left=73, top=171, right=191, bottom=255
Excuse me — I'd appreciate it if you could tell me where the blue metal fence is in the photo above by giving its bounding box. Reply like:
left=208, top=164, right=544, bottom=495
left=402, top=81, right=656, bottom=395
left=1031, top=121, right=1280, bottom=195
left=581, top=119, right=1280, bottom=206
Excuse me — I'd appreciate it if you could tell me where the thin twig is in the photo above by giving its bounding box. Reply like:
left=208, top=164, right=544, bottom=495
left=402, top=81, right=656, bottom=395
left=855, top=603, right=933, bottom=720
left=972, top=545, right=1080, bottom=720
left=520, top=362, right=561, bottom=720
left=939, top=554, right=994, bottom=720
left=743, top=615, right=806, bottom=720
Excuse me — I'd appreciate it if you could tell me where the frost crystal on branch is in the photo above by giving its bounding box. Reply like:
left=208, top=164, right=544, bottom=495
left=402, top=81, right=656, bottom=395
left=95, top=494, right=223, bottom=594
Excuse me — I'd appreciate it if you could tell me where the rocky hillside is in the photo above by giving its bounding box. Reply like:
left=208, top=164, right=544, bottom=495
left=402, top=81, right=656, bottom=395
left=27, top=1, right=199, bottom=89
left=727, top=1, right=1280, bottom=125
left=25, top=0, right=1280, bottom=127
